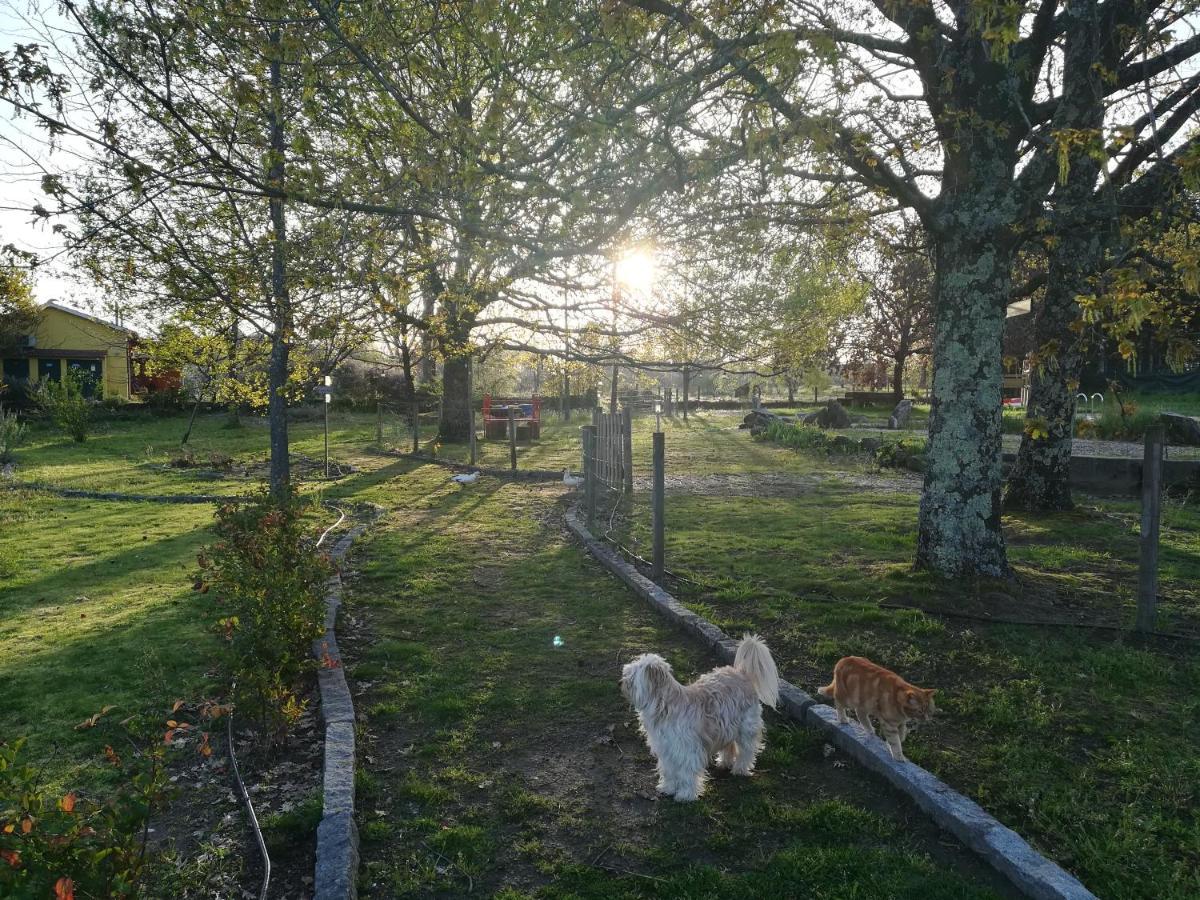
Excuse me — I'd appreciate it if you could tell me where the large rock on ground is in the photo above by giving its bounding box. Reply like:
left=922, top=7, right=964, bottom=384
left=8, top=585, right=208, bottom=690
left=888, top=399, right=913, bottom=430
left=811, top=400, right=851, bottom=430
left=1161, top=412, right=1200, bottom=446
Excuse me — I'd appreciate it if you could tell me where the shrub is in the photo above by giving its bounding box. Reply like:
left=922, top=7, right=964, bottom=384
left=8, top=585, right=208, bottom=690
left=167, top=447, right=233, bottom=471
left=761, top=420, right=832, bottom=451
left=0, top=731, right=170, bottom=899
left=1083, top=397, right=1159, bottom=441
left=166, top=445, right=198, bottom=468
left=196, top=490, right=331, bottom=741
left=876, top=438, right=927, bottom=471
left=37, top=373, right=93, bottom=443
left=0, top=405, right=25, bottom=464
left=0, top=379, right=38, bottom=413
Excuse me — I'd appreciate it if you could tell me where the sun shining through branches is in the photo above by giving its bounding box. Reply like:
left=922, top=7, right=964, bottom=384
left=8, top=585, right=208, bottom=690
left=614, top=247, right=656, bottom=300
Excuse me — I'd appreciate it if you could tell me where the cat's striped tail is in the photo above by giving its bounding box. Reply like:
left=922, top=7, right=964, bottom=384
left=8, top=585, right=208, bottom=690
left=816, top=679, right=835, bottom=698
left=734, top=634, right=779, bottom=708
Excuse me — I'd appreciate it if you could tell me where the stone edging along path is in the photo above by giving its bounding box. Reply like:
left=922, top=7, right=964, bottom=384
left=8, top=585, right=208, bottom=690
left=564, top=503, right=1095, bottom=900
left=312, top=506, right=382, bottom=900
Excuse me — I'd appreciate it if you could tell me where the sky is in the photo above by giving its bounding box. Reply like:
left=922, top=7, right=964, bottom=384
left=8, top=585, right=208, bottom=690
left=0, top=0, right=99, bottom=312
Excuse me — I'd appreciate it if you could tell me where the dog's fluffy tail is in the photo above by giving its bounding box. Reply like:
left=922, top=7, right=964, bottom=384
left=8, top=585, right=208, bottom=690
left=734, top=634, right=779, bottom=708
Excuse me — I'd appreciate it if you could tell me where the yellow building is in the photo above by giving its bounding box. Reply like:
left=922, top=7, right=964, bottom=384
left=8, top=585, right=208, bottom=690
left=2, top=302, right=135, bottom=400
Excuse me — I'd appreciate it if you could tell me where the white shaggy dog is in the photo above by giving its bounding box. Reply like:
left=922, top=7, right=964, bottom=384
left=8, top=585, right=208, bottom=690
left=620, top=635, right=780, bottom=802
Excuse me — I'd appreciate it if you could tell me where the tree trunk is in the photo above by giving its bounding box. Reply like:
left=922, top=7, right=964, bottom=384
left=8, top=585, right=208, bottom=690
left=681, top=369, right=690, bottom=422
left=1006, top=0, right=1107, bottom=513
left=915, top=224, right=1011, bottom=577
left=265, top=32, right=291, bottom=501
left=1004, top=277, right=1090, bottom=512
left=419, top=289, right=436, bottom=385
left=267, top=328, right=291, bottom=499
left=182, top=395, right=202, bottom=445
left=439, top=353, right=472, bottom=442
left=891, top=355, right=906, bottom=403
left=227, top=316, right=240, bottom=426
left=787, top=380, right=795, bottom=404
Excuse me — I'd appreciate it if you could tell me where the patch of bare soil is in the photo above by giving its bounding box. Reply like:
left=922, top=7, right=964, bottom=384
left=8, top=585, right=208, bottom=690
left=144, top=690, right=325, bottom=898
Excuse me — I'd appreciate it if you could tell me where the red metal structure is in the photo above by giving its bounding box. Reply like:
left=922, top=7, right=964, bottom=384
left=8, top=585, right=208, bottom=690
left=482, top=395, right=542, bottom=440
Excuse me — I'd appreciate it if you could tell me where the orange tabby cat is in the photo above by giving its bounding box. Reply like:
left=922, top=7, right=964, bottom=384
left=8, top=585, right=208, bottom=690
left=817, top=656, right=936, bottom=762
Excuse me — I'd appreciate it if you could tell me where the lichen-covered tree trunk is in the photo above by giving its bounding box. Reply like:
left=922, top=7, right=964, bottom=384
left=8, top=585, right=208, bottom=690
left=915, top=225, right=1012, bottom=577
left=1006, top=0, right=1107, bottom=512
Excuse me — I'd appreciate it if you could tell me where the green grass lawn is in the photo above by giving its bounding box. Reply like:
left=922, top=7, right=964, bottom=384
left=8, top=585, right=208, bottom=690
left=342, top=464, right=1006, bottom=898
left=0, top=487, right=220, bottom=791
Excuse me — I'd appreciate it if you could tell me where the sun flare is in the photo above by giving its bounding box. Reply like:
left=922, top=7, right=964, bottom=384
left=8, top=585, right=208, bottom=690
left=614, top=248, right=656, bottom=294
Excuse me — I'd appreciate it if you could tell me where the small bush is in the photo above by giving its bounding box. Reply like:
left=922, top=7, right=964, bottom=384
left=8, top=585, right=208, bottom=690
left=0, top=731, right=171, bottom=899
left=167, top=447, right=234, bottom=471
left=166, top=445, right=198, bottom=468
left=0, top=380, right=38, bottom=413
left=1082, top=398, right=1160, bottom=441
left=761, top=420, right=833, bottom=451
left=37, top=373, right=93, bottom=443
left=196, top=490, right=331, bottom=742
left=875, top=439, right=927, bottom=471
left=0, top=405, right=25, bottom=464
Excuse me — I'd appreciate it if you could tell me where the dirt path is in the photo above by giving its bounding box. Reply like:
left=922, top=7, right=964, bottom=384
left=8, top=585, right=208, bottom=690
left=338, top=464, right=1011, bottom=898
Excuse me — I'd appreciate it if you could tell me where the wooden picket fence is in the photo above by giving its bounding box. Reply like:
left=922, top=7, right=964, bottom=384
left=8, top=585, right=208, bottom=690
left=581, top=407, right=634, bottom=527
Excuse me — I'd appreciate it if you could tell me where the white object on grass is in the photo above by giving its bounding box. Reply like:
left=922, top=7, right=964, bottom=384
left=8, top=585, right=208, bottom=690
left=450, top=471, right=480, bottom=484
left=553, top=635, right=564, bottom=648
left=562, top=469, right=585, bottom=488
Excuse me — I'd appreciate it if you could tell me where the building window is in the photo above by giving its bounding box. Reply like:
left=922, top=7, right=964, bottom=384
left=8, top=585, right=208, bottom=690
left=37, top=358, right=62, bottom=382
left=66, top=359, right=103, bottom=398
left=2, top=358, right=30, bottom=383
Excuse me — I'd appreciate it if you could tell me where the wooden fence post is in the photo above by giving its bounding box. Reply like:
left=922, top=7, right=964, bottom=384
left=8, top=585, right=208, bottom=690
left=622, top=404, right=634, bottom=496
left=652, top=430, right=665, bottom=582
left=508, top=405, right=518, bottom=471
left=1137, top=426, right=1164, bottom=633
left=582, top=425, right=597, bottom=530
left=375, top=398, right=384, bottom=445
left=411, top=397, right=419, bottom=453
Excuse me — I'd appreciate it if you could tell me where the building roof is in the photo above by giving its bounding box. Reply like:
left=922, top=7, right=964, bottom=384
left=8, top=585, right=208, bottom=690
left=40, top=301, right=137, bottom=336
